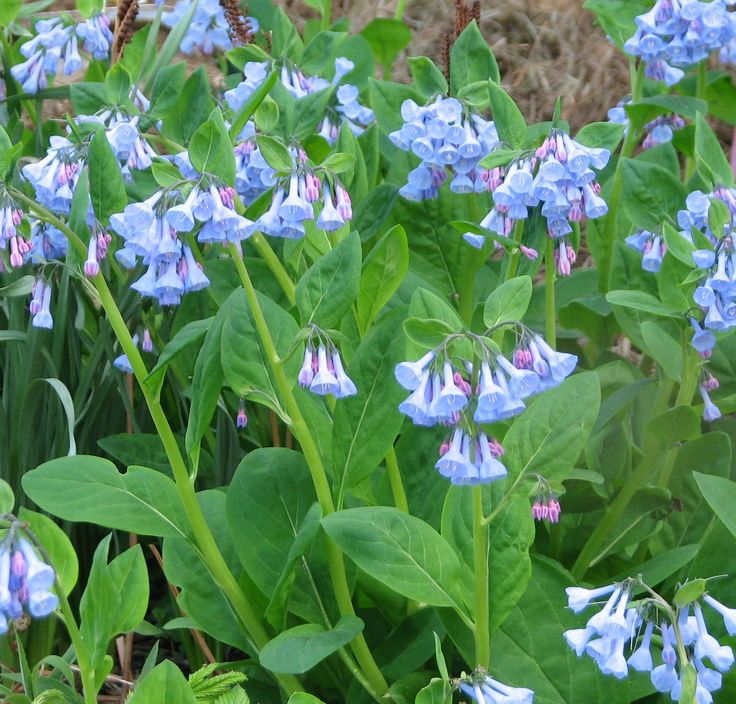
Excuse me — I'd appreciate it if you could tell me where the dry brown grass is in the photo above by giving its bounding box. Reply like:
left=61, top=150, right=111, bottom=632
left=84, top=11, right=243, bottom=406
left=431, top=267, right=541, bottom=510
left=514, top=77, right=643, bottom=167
left=49, top=0, right=630, bottom=129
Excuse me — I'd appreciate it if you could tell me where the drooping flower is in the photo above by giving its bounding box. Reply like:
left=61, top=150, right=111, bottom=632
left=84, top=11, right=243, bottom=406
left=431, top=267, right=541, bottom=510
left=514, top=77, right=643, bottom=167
left=456, top=669, right=534, bottom=704
left=236, top=398, right=248, bottom=428
left=298, top=330, right=357, bottom=399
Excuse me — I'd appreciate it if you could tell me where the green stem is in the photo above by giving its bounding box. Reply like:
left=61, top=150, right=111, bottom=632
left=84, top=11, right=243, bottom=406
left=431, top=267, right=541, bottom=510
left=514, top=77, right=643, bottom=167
left=544, top=238, right=556, bottom=347
left=385, top=447, right=409, bottom=512
left=600, top=60, right=645, bottom=291
left=394, top=0, right=408, bottom=19
left=250, top=232, right=297, bottom=305
left=472, top=486, right=490, bottom=668
left=503, top=219, right=526, bottom=281
left=228, top=243, right=389, bottom=699
left=696, top=60, right=708, bottom=102
left=18, top=196, right=302, bottom=696
left=57, top=589, right=97, bottom=704
left=571, top=376, right=676, bottom=580
left=321, top=0, right=331, bottom=30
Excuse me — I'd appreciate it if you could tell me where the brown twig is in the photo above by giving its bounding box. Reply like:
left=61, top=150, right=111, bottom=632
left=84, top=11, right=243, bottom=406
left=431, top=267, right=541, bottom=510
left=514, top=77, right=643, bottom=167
left=219, top=0, right=253, bottom=46
left=112, top=0, right=140, bottom=63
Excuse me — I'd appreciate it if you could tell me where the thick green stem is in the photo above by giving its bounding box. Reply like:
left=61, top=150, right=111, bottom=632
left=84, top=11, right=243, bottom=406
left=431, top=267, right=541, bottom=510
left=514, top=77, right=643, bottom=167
left=472, top=486, right=490, bottom=668
left=544, top=238, right=556, bottom=347
left=57, top=589, right=97, bottom=704
left=571, top=376, right=677, bottom=580
left=385, top=447, right=409, bottom=513
left=600, top=60, right=645, bottom=291
left=228, top=243, right=389, bottom=699
left=18, top=196, right=302, bottom=696
left=394, top=0, right=408, bottom=19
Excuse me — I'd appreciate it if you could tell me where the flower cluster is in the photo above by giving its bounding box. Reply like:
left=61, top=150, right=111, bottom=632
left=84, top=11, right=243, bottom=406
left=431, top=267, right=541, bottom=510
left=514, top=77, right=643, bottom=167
left=298, top=331, right=357, bottom=399
left=395, top=327, right=577, bottom=485
left=11, top=15, right=112, bottom=94
left=111, top=181, right=252, bottom=305
left=236, top=398, right=248, bottom=428
left=564, top=581, right=736, bottom=702
left=0, top=190, right=30, bottom=270
left=476, top=130, right=609, bottom=267
left=234, top=136, right=278, bottom=205
left=0, top=533, right=58, bottom=634
left=28, top=221, right=67, bottom=263
left=163, top=0, right=257, bottom=54
left=699, top=371, right=722, bottom=421
left=624, top=0, right=736, bottom=86
left=610, top=100, right=686, bottom=150
left=625, top=229, right=667, bottom=273
left=389, top=97, right=500, bottom=200
left=225, top=58, right=372, bottom=143
left=23, top=136, right=86, bottom=215
left=255, top=151, right=353, bottom=238
left=456, top=669, right=534, bottom=704
left=78, top=111, right=157, bottom=177
left=532, top=476, right=561, bottom=523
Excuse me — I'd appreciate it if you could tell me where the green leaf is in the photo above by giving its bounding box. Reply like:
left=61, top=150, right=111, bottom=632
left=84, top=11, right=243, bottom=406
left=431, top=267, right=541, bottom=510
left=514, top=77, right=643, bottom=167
left=220, top=289, right=300, bottom=418
left=332, top=309, right=408, bottom=502
left=620, top=157, right=687, bottom=230
left=479, top=148, right=527, bottom=170
left=70, top=83, right=110, bottom=114
left=662, top=221, right=695, bottom=266
left=625, top=95, right=707, bottom=130
left=230, top=71, right=278, bottom=140
left=606, top=290, right=681, bottom=318
left=149, top=62, right=188, bottom=119
left=647, top=406, right=701, bottom=450
left=574, top=122, right=625, bottom=152
left=256, top=135, right=293, bottom=172
left=296, top=231, right=362, bottom=327
left=287, top=695, right=326, bottom=704
left=503, top=372, right=601, bottom=481
left=0, top=0, right=22, bottom=24
left=151, top=158, right=184, bottom=187
left=226, top=449, right=333, bottom=624
left=357, top=224, right=408, bottom=332
left=260, top=616, right=364, bottom=674
left=87, top=129, right=127, bottom=224
left=0, top=125, right=21, bottom=179
left=321, top=152, right=356, bottom=174
left=693, top=473, right=736, bottom=542
left=185, top=304, right=226, bottom=457
left=254, top=95, right=280, bottom=132
left=22, top=456, right=190, bottom=538
left=0, top=479, right=13, bottom=513
left=17, top=508, right=78, bottom=596
left=189, top=108, right=236, bottom=183
left=450, top=21, right=499, bottom=93
left=105, top=63, right=132, bottom=106
left=415, top=679, right=451, bottom=704
left=164, top=66, right=215, bottom=144
left=488, top=80, right=527, bottom=148
left=75, top=0, right=104, bottom=18
left=640, top=321, right=683, bottom=382
left=695, top=112, right=733, bottom=186
left=128, top=661, right=197, bottom=704
left=674, top=579, right=707, bottom=607
left=408, top=57, right=448, bottom=97
left=360, top=18, right=411, bottom=68
left=403, top=317, right=456, bottom=349
left=483, top=275, right=532, bottom=327
left=322, top=507, right=467, bottom=609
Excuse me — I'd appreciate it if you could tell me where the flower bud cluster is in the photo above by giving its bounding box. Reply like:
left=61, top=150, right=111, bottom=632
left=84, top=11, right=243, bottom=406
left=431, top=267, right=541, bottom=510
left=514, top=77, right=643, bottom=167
left=395, top=327, right=577, bottom=485
left=298, top=331, right=357, bottom=399
left=389, top=97, right=500, bottom=200
left=11, top=15, right=112, bottom=94
left=254, top=150, right=352, bottom=239
left=225, top=58, right=372, bottom=143
left=564, top=582, right=736, bottom=703
left=23, top=136, right=86, bottom=215
left=699, top=370, right=722, bottom=422
left=0, top=190, right=30, bottom=270
left=29, top=278, right=54, bottom=329
left=163, top=0, right=257, bottom=54
left=456, top=669, right=534, bottom=704
left=111, top=182, right=252, bottom=304
left=0, top=532, right=58, bottom=634
left=532, top=476, right=561, bottom=523
left=624, top=0, right=736, bottom=86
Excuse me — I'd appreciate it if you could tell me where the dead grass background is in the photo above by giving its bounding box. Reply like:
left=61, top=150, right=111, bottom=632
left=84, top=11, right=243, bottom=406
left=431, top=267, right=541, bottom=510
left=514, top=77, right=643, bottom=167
left=49, top=0, right=630, bottom=129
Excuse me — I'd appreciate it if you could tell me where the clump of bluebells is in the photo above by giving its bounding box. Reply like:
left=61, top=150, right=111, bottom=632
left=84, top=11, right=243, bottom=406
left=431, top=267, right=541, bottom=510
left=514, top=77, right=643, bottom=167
left=476, top=130, right=610, bottom=273
left=395, top=324, right=577, bottom=486
left=225, top=58, right=373, bottom=143
left=564, top=579, right=736, bottom=703
left=455, top=669, right=534, bottom=704
left=254, top=148, right=353, bottom=239
left=23, top=136, right=86, bottom=215
left=624, top=0, right=736, bottom=85
left=298, top=328, right=357, bottom=399
left=609, top=101, right=686, bottom=149
left=0, top=522, right=58, bottom=634
left=0, top=188, right=30, bottom=270
left=389, top=97, right=500, bottom=199
left=11, top=15, right=112, bottom=94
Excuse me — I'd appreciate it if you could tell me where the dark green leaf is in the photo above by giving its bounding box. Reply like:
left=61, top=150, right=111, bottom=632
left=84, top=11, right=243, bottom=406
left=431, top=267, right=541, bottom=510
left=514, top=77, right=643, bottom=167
left=450, top=21, right=499, bottom=93
left=189, top=108, right=236, bottom=183
left=488, top=80, right=527, bottom=148
left=88, top=129, right=127, bottom=224
left=408, top=57, right=449, bottom=97
left=483, top=275, right=532, bottom=327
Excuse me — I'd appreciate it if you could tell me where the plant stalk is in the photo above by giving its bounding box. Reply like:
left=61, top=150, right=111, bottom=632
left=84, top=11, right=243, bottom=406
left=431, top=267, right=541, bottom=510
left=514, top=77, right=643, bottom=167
left=472, top=485, right=490, bottom=668
left=544, top=238, right=556, bottom=347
